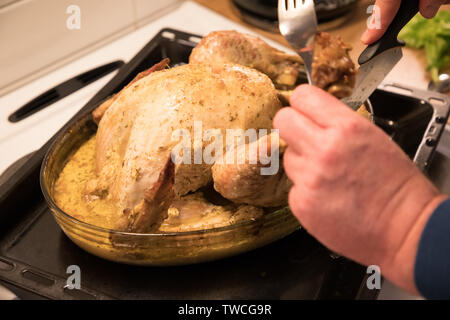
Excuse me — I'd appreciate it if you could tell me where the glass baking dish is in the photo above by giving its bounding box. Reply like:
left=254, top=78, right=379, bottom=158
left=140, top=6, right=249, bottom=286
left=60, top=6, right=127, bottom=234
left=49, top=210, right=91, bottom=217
left=40, top=111, right=300, bottom=266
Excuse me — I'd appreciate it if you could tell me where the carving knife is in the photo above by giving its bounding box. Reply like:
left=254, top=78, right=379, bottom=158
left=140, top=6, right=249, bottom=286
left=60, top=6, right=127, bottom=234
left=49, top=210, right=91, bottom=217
left=342, top=0, right=419, bottom=110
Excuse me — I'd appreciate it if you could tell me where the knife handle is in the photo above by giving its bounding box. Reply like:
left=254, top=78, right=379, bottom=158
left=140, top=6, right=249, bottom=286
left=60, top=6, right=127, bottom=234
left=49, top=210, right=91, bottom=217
left=358, top=0, right=419, bottom=65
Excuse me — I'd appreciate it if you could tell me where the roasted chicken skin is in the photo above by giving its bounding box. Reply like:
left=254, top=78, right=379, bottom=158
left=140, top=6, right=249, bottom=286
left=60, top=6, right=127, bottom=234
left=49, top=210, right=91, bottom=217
left=189, top=30, right=356, bottom=99
left=212, top=132, right=291, bottom=207
left=92, top=58, right=170, bottom=124
left=189, top=30, right=303, bottom=89
left=88, top=30, right=358, bottom=233
left=89, top=62, right=282, bottom=232
left=203, top=32, right=357, bottom=208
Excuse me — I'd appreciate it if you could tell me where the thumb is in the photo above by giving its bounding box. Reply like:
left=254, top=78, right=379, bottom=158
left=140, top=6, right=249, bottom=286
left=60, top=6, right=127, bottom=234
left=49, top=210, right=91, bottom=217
left=361, top=0, right=401, bottom=45
left=420, top=0, right=448, bottom=18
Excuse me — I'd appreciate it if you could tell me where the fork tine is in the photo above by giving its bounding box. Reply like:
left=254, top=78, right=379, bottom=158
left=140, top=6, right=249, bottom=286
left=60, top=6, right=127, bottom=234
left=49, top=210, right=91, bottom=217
left=287, top=0, right=295, bottom=10
left=278, top=0, right=286, bottom=12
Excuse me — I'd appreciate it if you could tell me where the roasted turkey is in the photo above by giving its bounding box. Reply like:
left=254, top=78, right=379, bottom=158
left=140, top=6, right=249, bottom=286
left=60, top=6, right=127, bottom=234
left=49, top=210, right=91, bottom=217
left=88, top=62, right=283, bottom=232
left=189, top=30, right=303, bottom=89
left=88, top=30, right=356, bottom=233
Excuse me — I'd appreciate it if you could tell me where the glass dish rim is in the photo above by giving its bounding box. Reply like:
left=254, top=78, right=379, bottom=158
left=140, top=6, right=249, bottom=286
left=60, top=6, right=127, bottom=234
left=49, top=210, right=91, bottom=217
left=39, top=98, right=373, bottom=239
left=39, top=119, right=294, bottom=238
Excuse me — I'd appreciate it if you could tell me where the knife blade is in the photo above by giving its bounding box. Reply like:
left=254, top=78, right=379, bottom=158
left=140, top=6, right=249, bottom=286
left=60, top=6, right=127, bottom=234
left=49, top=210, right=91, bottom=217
left=342, top=0, right=419, bottom=111
left=342, top=47, right=402, bottom=110
left=8, top=60, right=124, bottom=123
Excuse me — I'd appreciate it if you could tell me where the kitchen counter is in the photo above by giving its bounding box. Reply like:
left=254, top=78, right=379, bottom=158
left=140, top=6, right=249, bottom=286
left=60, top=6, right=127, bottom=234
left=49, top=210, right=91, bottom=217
left=194, top=0, right=449, bottom=90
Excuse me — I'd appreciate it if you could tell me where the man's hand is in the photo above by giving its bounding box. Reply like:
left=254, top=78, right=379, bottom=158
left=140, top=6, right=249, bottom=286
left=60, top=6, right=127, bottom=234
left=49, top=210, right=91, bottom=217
left=273, top=84, right=447, bottom=294
left=361, top=0, right=450, bottom=44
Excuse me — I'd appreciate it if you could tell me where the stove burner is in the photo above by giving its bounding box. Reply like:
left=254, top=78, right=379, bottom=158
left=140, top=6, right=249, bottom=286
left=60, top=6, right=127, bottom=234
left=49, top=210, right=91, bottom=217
left=232, top=0, right=359, bottom=32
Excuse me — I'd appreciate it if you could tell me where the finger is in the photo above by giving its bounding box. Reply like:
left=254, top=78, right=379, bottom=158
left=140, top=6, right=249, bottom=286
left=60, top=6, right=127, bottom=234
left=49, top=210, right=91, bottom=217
left=420, top=0, right=446, bottom=18
left=287, top=184, right=316, bottom=229
left=283, top=146, right=308, bottom=183
left=289, top=84, right=357, bottom=128
left=273, top=106, right=323, bottom=154
left=361, top=0, right=401, bottom=44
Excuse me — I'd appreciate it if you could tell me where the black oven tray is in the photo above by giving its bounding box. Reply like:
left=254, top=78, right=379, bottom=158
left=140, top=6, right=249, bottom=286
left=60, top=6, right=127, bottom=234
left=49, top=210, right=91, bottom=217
left=0, top=28, right=449, bottom=300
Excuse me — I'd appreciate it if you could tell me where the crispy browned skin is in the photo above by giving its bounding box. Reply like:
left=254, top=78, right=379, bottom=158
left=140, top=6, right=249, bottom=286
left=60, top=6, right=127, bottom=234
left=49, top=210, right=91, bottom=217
left=312, top=32, right=357, bottom=99
left=189, top=30, right=302, bottom=89
left=92, top=58, right=170, bottom=124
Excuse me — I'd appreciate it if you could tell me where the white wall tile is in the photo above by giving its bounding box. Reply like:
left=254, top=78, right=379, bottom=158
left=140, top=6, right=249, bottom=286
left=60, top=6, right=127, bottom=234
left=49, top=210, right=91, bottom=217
left=133, top=0, right=180, bottom=24
left=0, top=0, right=135, bottom=94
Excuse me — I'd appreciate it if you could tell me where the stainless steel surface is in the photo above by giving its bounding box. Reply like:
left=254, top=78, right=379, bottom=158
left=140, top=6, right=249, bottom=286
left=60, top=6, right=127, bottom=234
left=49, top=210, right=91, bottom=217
left=342, top=47, right=402, bottom=110
left=428, top=127, right=450, bottom=195
left=278, top=0, right=318, bottom=84
left=428, top=73, right=450, bottom=94
left=376, top=82, right=450, bottom=171
left=436, top=125, right=450, bottom=159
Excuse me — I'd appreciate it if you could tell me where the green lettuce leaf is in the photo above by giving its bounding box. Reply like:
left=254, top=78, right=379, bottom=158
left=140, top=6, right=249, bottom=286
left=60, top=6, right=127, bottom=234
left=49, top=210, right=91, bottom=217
left=399, top=11, right=450, bottom=81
